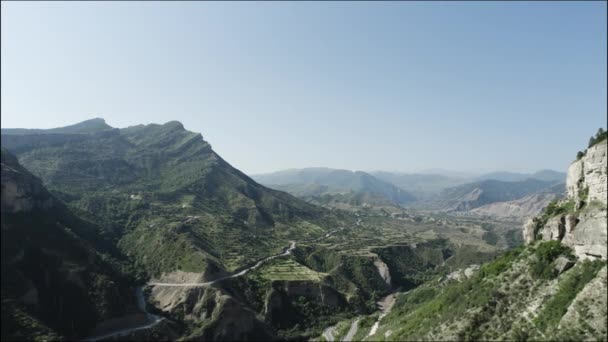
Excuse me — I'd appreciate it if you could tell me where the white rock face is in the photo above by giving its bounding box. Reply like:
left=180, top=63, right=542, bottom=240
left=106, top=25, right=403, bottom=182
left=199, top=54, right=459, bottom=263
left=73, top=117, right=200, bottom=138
left=561, top=208, right=607, bottom=260
left=540, top=216, right=565, bottom=242
left=563, top=141, right=607, bottom=259
left=373, top=258, right=392, bottom=287
left=523, top=218, right=536, bottom=244
left=525, top=140, right=607, bottom=260
left=567, top=141, right=607, bottom=205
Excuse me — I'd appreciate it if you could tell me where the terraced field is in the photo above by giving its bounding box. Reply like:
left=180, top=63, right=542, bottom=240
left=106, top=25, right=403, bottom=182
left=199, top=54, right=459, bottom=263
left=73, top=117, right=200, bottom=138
left=254, top=257, right=328, bottom=281
left=298, top=211, right=520, bottom=259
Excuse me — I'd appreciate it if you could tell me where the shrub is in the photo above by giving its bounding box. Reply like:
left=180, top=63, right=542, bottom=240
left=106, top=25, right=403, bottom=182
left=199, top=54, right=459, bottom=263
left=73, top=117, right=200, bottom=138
left=480, top=246, right=524, bottom=278
left=576, top=151, right=585, bottom=160
left=529, top=241, right=572, bottom=279
left=534, top=259, right=606, bottom=332
left=587, top=127, right=607, bottom=148
left=579, top=186, right=589, bottom=203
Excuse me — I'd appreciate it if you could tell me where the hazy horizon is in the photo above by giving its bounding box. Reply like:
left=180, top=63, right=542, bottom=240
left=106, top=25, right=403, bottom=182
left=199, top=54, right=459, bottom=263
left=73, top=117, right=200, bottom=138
left=0, top=116, right=572, bottom=176
left=2, top=2, right=606, bottom=174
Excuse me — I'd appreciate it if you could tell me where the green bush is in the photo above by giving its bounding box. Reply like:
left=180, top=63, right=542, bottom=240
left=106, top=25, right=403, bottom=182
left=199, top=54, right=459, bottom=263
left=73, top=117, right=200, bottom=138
left=576, top=151, right=585, bottom=160
left=579, top=186, right=589, bottom=203
left=587, top=128, right=607, bottom=148
left=479, top=246, right=524, bottom=278
left=544, top=200, right=574, bottom=218
left=534, top=260, right=606, bottom=332
left=529, top=241, right=572, bottom=279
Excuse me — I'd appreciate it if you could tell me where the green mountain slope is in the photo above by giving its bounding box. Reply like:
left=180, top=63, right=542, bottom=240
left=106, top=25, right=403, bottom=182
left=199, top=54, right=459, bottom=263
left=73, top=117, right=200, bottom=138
left=1, top=148, right=137, bottom=341
left=375, top=243, right=606, bottom=341
left=1, top=120, right=345, bottom=278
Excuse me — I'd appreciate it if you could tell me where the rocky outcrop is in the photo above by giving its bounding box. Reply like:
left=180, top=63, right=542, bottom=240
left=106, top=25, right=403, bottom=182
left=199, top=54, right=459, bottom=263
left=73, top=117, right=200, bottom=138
left=522, top=219, right=536, bottom=244
left=553, top=256, right=574, bottom=275
left=567, top=141, right=607, bottom=206
left=442, top=265, right=480, bottom=284
left=561, top=208, right=607, bottom=260
left=373, top=258, right=392, bottom=288
left=560, top=141, right=607, bottom=259
left=148, top=284, right=275, bottom=340
left=525, top=140, right=607, bottom=260
left=540, top=215, right=566, bottom=241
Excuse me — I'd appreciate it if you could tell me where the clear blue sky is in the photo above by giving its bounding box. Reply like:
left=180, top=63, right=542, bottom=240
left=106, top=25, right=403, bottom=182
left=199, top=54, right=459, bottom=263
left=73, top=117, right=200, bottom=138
left=1, top=2, right=606, bottom=175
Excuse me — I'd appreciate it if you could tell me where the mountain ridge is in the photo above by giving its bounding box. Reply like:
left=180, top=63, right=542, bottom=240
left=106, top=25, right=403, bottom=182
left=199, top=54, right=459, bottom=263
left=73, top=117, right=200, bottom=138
left=253, top=167, right=416, bottom=206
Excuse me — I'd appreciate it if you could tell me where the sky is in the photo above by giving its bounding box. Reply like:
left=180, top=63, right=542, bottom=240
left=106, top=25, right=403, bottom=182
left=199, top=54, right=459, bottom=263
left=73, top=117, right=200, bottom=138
left=1, top=2, right=606, bottom=175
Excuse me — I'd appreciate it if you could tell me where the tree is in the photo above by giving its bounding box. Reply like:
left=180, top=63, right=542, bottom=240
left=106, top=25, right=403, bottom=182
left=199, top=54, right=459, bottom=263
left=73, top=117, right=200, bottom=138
left=576, top=151, right=584, bottom=160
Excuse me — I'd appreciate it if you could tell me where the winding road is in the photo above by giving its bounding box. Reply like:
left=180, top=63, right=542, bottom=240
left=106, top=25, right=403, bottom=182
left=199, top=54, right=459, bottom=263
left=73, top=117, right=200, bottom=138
left=342, top=318, right=360, bottom=342
left=86, top=288, right=164, bottom=341
left=85, top=221, right=358, bottom=340
left=322, top=325, right=337, bottom=342
left=366, top=292, right=399, bottom=339
left=150, top=241, right=297, bottom=287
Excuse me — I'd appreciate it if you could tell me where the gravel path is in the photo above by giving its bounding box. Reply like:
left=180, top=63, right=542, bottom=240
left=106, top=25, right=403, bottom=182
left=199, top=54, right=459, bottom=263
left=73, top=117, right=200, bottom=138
left=322, top=325, right=336, bottom=341
left=342, top=318, right=360, bottom=342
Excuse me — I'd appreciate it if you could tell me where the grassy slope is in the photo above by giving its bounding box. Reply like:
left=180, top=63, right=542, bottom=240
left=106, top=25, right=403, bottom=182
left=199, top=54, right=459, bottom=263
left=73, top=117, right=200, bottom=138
left=375, top=242, right=606, bottom=341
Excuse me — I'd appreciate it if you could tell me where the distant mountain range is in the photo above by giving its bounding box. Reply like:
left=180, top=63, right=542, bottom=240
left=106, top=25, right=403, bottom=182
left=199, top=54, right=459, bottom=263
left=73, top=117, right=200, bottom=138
left=253, top=168, right=416, bottom=207
left=470, top=191, right=561, bottom=220
left=427, top=178, right=565, bottom=212
left=370, top=171, right=470, bottom=199
left=473, top=170, right=566, bottom=183
left=255, top=167, right=566, bottom=215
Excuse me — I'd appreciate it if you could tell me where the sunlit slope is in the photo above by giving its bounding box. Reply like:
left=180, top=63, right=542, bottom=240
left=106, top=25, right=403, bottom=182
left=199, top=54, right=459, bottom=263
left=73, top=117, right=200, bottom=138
left=1, top=119, right=347, bottom=277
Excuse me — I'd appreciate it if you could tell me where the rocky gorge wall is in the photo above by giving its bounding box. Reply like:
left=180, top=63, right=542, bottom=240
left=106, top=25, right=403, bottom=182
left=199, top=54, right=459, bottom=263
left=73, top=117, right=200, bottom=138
left=524, top=140, right=607, bottom=259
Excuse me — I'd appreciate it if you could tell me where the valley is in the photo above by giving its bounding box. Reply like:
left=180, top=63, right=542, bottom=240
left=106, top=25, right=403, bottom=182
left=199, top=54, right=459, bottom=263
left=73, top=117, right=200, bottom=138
left=2, top=2, right=606, bottom=341
left=1, top=119, right=606, bottom=342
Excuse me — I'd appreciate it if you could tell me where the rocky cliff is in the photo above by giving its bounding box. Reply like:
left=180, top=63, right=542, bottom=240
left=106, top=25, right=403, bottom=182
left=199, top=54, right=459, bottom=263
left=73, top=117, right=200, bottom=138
left=0, top=149, right=54, bottom=214
left=1, top=148, right=137, bottom=340
left=523, top=139, right=607, bottom=260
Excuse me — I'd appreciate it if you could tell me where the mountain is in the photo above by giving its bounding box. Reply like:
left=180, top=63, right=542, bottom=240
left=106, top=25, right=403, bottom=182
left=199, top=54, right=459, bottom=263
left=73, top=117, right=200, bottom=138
left=253, top=167, right=416, bottom=206
left=1, top=148, right=137, bottom=341
left=359, top=134, right=607, bottom=341
left=428, top=178, right=561, bottom=212
left=530, top=169, right=568, bottom=182
left=1, top=120, right=342, bottom=277
left=371, top=171, right=469, bottom=199
left=1, top=119, right=355, bottom=340
left=470, top=185, right=564, bottom=220
left=415, top=168, right=480, bottom=179
left=475, top=170, right=566, bottom=183
left=1, top=118, right=112, bottom=136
